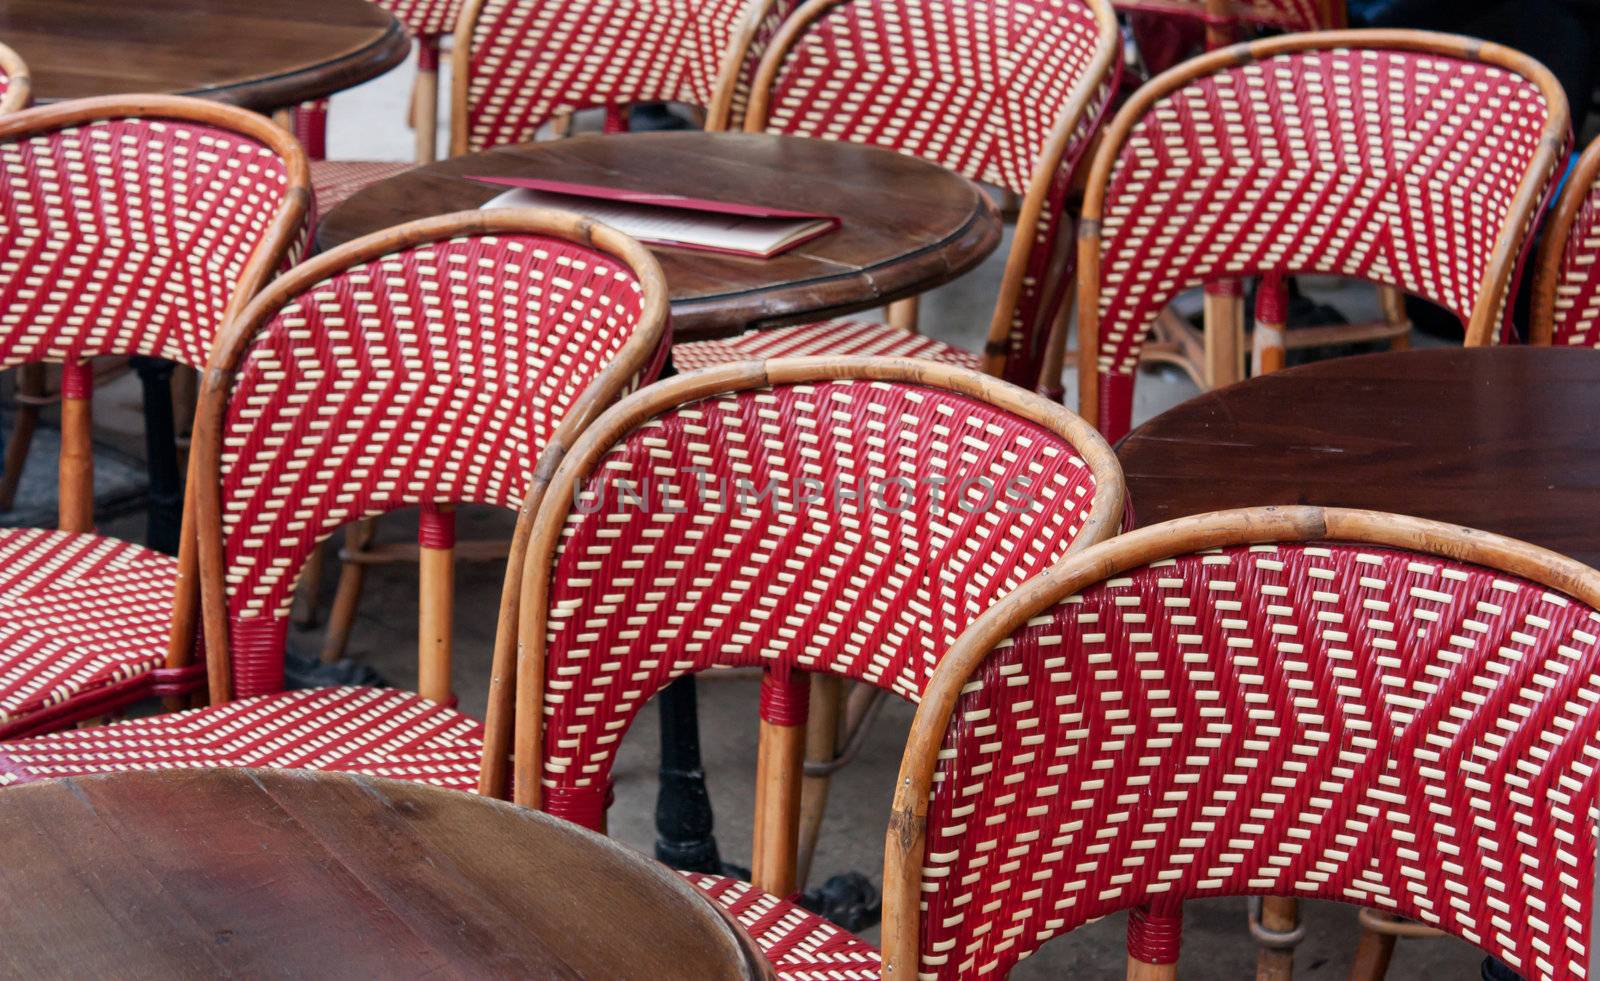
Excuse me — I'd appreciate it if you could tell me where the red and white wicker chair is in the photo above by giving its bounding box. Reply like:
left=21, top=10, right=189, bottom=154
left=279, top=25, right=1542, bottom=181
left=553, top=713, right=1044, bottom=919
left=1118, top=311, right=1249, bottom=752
left=666, top=506, right=1600, bottom=981
left=670, top=0, right=1121, bottom=397
left=0, top=43, right=30, bottom=115
left=0, top=209, right=669, bottom=789
left=493, top=357, right=1125, bottom=908
left=1075, top=30, right=1571, bottom=441
left=309, top=0, right=798, bottom=663
left=302, top=0, right=464, bottom=215
left=0, top=96, right=309, bottom=740
left=1533, top=134, right=1600, bottom=346
left=449, top=0, right=792, bottom=156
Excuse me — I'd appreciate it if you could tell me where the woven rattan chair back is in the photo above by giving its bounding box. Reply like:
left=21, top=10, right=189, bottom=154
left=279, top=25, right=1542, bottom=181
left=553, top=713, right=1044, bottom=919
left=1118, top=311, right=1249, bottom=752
left=448, top=0, right=793, bottom=155
left=0, top=96, right=309, bottom=534
left=0, top=43, right=31, bottom=114
left=881, top=505, right=1600, bottom=980
left=1532, top=134, right=1600, bottom=347
left=506, top=357, right=1125, bottom=896
left=740, top=0, right=1119, bottom=389
left=1075, top=30, right=1570, bottom=440
left=188, top=211, right=669, bottom=716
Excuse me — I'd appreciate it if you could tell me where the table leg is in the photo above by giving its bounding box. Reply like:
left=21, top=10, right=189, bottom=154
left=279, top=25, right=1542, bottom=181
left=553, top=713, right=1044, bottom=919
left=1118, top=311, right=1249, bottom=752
left=132, top=357, right=181, bottom=555
left=654, top=675, right=725, bottom=873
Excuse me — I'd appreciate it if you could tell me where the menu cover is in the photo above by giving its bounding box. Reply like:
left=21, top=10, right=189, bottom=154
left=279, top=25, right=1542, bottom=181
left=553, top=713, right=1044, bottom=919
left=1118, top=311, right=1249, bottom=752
left=471, top=175, right=840, bottom=259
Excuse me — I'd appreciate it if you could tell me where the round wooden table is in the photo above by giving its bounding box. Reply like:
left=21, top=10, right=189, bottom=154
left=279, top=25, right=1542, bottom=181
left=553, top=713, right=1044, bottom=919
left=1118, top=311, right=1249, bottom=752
left=1117, top=347, right=1600, bottom=565
left=0, top=768, right=773, bottom=978
left=0, top=0, right=410, bottom=110
left=316, top=130, right=1004, bottom=339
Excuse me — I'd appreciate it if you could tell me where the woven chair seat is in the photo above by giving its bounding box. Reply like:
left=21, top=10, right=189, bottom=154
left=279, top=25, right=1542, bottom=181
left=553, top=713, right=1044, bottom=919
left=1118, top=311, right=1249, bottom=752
left=683, top=873, right=881, bottom=980
left=0, top=528, right=183, bottom=739
left=309, top=159, right=413, bottom=215
left=671, top=320, right=981, bottom=373
left=0, top=686, right=483, bottom=790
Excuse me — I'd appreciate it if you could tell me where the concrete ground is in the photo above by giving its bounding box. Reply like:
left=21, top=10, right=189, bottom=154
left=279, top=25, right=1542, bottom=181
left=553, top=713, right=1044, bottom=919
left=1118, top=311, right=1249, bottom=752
left=54, top=51, right=1492, bottom=978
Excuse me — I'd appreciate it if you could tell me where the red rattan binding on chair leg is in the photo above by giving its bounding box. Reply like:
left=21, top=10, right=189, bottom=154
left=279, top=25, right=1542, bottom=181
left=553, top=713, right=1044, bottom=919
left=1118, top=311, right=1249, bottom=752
left=500, top=357, right=1125, bottom=966
left=1074, top=29, right=1572, bottom=441
left=882, top=505, right=1600, bottom=980
left=0, top=210, right=669, bottom=793
left=0, top=95, right=309, bottom=738
left=669, top=0, right=1122, bottom=393
left=1532, top=134, right=1600, bottom=347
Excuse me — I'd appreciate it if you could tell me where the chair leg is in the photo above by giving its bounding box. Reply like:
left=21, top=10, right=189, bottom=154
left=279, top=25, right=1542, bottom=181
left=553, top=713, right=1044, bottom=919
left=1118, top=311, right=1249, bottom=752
left=413, top=37, right=440, bottom=164
left=57, top=360, right=95, bottom=533
left=321, top=517, right=378, bottom=662
left=795, top=674, right=845, bottom=888
left=1254, top=896, right=1299, bottom=981
left=886, top=296, right=920, bottom=334
left=417, top=503, right=455, bottom=703
left=1348, top=913, right=1398, bottom=981
left=1378, top=286, right=1410, bottom=351
left=1126, top=903, right=1182, bottom=981
left=0, top=362, right=46, bottom=511
left=1251, top=273, right=1288, bottom=376
left=752, top=670, right=808, bottom=898
left=1202, top=279, right=1245, bottom=388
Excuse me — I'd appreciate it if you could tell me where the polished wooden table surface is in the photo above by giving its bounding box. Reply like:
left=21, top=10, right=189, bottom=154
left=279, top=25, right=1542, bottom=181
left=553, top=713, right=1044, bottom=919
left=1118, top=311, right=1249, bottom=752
left=317, top=130, right=1003, bottom=339
left=0, top=769, right=772, bottom=978
left=0, top=0, right=409, bottom=110
left=1118, top=347, right=1600, bottom=565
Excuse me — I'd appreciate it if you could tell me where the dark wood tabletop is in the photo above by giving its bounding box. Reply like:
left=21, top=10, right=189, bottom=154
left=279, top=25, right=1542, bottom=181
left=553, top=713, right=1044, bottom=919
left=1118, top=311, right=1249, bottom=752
left=316, top=130, right=1003, bottom=339
left=0, top=0, right=410, bottom=111
left=1117, top=347, right=1600, bottom=566
left=0, top=768, right=773, bottom=979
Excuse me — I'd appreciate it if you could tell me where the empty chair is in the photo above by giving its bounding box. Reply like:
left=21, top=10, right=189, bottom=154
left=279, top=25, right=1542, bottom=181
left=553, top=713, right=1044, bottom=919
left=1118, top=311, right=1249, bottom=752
left=1532, top=133, right=1600, bottom=346
left=0, top=210, right=668, bottom=787
left=1075, top=30, right=1569, bottom=440
left=671, top=0, right=1121, bottom=395
left=312, top=0, right=796, bottom=663
left=496, top=357, right=1125, bottom=972
left=0, top=95, right=308, bottom=738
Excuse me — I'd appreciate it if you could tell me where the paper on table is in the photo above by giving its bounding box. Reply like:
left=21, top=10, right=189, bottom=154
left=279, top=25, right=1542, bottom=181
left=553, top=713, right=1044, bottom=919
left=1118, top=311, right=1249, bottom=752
left=480, top=187, right=835, bottom=258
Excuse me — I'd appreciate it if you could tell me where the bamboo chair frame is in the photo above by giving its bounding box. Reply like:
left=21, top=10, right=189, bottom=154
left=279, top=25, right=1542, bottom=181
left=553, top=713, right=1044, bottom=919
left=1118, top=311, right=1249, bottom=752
left=189, top=210, right=670, bottom=778
left=0, top=95, right=310, bottom=727
left=1531, top=133, right=1600, bottom=346
left=499, top=357, right=1126, bottom=900
left=1073, top=29, right=1571, bottom=439
left=881, top=504, right=1600, bottom=980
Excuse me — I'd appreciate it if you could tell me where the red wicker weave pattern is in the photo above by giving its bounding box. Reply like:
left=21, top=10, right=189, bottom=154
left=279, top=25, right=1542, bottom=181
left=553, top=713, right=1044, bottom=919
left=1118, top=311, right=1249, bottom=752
left=0, top=117, right=293, bottom=372
left=741, top=0, right=1113, bottom=385
left=219, top=234, right=648, bottom=697
left=309, top=159, right=413, bottom=215
left=0, top=529, right=176, bottom=736
left=460, top=0, right=769, bottom=151
left=0, top=686, right=484, bottom=790
left=670, top=319, right=982, bottom=371
left=537, top=379, right=1102, bottom=821
left=919, top=543, right=1600, bottom=979
left=1090, top=48, right=1556, bottom=436
left=683, top=872, right=882, bottom=979
left=379, top=0, right=462, bottom=37
left=1549, top=165, right=1600, bottom=346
